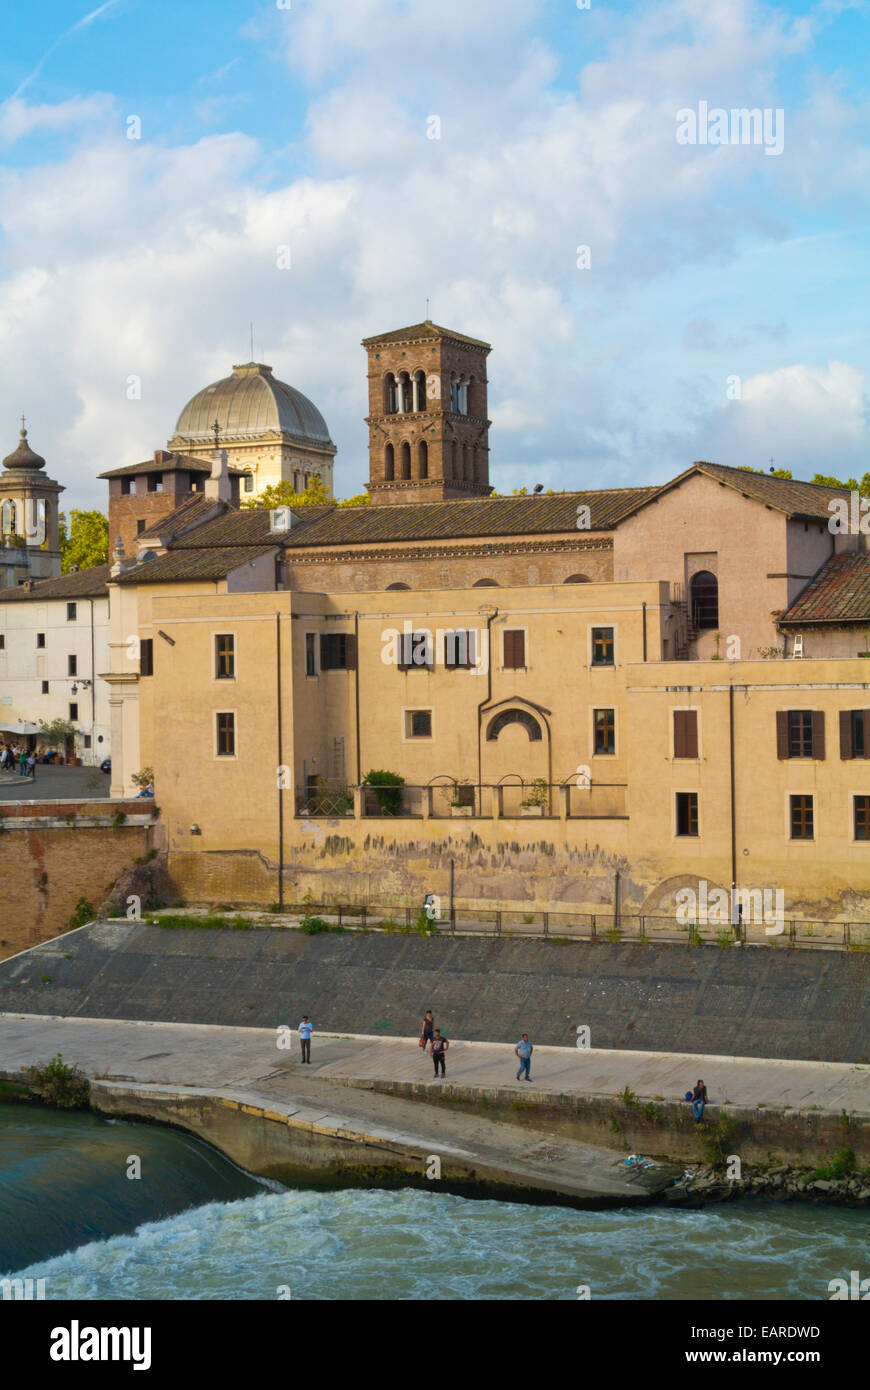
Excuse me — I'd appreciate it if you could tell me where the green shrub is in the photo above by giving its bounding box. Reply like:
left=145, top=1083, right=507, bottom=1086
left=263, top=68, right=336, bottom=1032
left=68, top=896, right=95, bottom=931
left=299, top=915, right=345, bottom=935
left=25, top=1053, right=90, bottom=1110
left=111, top=810, right=127, bottom=828
left=814, top=1147, right=855, bottom=1180
left=362, top=769, right=405, bottom=816
left=701, top=1113, right=740, bottom=1170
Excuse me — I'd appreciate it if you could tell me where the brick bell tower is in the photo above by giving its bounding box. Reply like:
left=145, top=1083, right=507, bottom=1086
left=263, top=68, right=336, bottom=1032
left=362, top=320, right=492, bottom=503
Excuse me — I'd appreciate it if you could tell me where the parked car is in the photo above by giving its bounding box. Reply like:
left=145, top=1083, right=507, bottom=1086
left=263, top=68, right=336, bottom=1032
left=100, top=758, right=111, bottom=774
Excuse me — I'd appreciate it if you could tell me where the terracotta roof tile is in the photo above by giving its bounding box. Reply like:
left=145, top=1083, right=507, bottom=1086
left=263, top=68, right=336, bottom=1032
left=781, top=553, right=870, bottom=626
left=116, top=546, right=276, bottom=585
left=0, top=563, right=112, bottom=601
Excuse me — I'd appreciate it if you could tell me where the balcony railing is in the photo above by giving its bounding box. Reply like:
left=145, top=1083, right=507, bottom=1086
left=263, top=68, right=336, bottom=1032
left=294, top=780, right=628, bottom=820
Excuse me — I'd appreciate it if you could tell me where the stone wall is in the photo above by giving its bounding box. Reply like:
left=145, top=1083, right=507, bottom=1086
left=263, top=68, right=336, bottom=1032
left=0, top=801, right=154, bottom=958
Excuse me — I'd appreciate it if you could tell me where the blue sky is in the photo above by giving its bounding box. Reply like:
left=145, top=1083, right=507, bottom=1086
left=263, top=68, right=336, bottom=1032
left=0, top=0, right=867, bottom=508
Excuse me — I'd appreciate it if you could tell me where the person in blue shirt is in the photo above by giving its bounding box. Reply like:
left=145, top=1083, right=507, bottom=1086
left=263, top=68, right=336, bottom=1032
left=298, top=1016, right=313, bottom=1064
left=515, top=1033, right=533, bottom=1081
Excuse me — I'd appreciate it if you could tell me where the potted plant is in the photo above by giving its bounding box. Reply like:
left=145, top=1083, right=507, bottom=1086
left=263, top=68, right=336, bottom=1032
left=362, top=769, right=405, bottom=816
left=520, top=778, right=549, bottom=816
left=451, top=782, right=474, bottom=816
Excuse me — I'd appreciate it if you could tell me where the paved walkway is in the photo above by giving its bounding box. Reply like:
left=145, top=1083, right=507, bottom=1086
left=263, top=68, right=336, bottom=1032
left=1, top=1013, right=866, bottom=1113
left=0, top=766, right=108, bottom=800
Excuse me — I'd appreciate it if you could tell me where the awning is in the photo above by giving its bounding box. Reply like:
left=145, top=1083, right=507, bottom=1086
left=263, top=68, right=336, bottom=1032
left=0, top=721, right=42, bottom=735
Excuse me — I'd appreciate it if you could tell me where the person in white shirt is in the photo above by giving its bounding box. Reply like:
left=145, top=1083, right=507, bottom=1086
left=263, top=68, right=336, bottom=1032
left=298, top=1016, right=313, bottom=1064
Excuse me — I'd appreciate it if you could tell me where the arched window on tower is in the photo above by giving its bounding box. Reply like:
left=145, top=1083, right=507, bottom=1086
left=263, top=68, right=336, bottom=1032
left=384, top=443, right=395, bottom=481
left=412, top=371, right=426, bottom=412
left=400, top=442, right=411, bottom=480
left=398, top=372, right=412, bottom=413
left=384, top=374, right=398, bottom=414
left=690, top=570, right=719, bottom=629
left=1, top=500, right=17, bottom=536
left=417, top=440, right=428, bottom=479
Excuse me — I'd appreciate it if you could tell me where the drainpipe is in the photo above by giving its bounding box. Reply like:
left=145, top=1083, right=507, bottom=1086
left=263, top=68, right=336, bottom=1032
left=276, top=612, right=284, bottom=910
left=89, top=598, right=96, bottom=764
left=642, top=602, right=647, bottom=662
left=354, top=611, right=361, bottom=785
left=729, top=683, right=737, bottom=929
left=476, top=608, right=497, bottom=800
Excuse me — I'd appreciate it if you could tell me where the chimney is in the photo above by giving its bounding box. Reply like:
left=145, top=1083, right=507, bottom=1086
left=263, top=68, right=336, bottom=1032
left=110, top=535, right=126, bottom=579
left=205, top=446, right=232, bottom=503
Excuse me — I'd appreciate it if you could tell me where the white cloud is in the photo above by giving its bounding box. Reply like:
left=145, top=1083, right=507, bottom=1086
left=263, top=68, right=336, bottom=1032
left=0, top=95, right=113, bottom=147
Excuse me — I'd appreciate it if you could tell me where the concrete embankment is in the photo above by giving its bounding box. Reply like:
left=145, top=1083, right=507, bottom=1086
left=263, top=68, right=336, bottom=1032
left=1, top=919, right=868, bottom=1061
left=2, top=1015, right=868, bottom=1205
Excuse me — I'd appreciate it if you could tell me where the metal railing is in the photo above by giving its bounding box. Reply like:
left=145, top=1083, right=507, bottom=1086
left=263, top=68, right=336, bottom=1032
left=283, top=901, right=870, bottom=951
left=295, top=780, right=629, bottom=820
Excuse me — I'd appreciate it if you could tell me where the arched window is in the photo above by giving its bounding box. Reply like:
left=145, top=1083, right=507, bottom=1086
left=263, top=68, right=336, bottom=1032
left=417, top=440, right=428, bottom=479
left=1, top=500, right=17, bottom=535
left=384, top=443, right=394, bottom=481
left=563, top=574, right=590, bottom=584
left=398, top=372, right=412, bottom=413
left=690, top=570, right=719, bottom=629
left=400, top=442, right=411, bottom=480
left=386, top=582, right=410, bottom=591
left=413, top=371, right=426, bottom=412
left=486, top=708, right=543, bottom=742
left=473, top=578, right=499, bottom=588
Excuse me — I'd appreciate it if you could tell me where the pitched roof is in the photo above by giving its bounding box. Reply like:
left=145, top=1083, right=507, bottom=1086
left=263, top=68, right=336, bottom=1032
left=115, top=546, right=276, bottom=586
left=136, top=495, right=222, bottom=542
left=169, top=506, right=297, bottom=549
left=361, top=319, right=491, bottom=350
left=780, top=553, right=870, bottom=626
left=0, top=563, right=111, bottom=602
left=645, top=461, right=849, bottom=522
left=277, top=490, right=657, bottom=549
left=99, top=453, right=247, bottom=479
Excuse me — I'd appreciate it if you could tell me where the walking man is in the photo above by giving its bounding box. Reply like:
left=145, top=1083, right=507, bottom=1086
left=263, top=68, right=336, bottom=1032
left=514, top=1033, right=533, bottom=1082
left=298, top=1015, right=313, bottom=1064
left=26, top=751, right=36, bottom=780
left=430, top=1029, right=448, bottom=1079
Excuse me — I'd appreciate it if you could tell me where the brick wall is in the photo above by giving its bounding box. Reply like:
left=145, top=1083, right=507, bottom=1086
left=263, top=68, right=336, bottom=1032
left=0, top=801, right=151, bottom=957
left=283, top=538, right=613, bottom=591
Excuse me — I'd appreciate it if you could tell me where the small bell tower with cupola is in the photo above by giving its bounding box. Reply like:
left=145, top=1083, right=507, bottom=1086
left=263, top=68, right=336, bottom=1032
left=0, top=421, right=63, bottom=587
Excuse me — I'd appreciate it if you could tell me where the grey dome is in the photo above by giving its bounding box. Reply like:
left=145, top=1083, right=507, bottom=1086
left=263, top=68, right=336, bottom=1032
left=3, top=426, right=45, bottom=471
left=171, top=362, right=333, bottom=449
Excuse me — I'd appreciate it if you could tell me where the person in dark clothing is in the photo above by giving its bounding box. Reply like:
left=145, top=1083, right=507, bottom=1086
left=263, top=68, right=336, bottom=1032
left=691, top=1079, right=708, bottom=1122
left=430, top=1029, right=448, bottom=1078
left=420, top=1010, right=435, bottom=1048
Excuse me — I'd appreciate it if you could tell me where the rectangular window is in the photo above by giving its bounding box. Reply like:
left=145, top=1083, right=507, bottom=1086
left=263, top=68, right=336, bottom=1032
left=593, top=708, right=615, bottom=755
left=137, top=519, right=146, bottom=535
left=83, top=735, right=91, bottom=749
left=676, top=791, right=698, bottom=837
left=148, top=473, right=163, bottom=493
left=777, top=710, right=824, bottom=759
left=216, top=712, right=235, bottom=756
left=320, top=633, right=357, bottom=671
left=591, top=627, right=614, bottom=666
left=36, top=632, right=45, bottom=648
left=68, top=654, right=77, bottom=676
left=443, top=630, right=476, bottom=669
left=139, top=638, right=153, bottom=677
left=405, top=709, right=432, bottom=738
left=215, top=633, right=235, bottom=679
left=0, top=634, right=4, bottom=649
left=243, top=474, right=254, bottom=493
left=69, top=702, right=78, bottom=721
left=41, top=680, right=49, bottom=694
left=120, top=477, right=135, bottom=496
left=67, top=602, right=77, bottom=621
left=503, top=629, right=526, bottom=669
left=790, top=794, right=814, bottom=840
left=398, top=630, right=433, bottom=670
left=305, top=633, right=317, bottom=677
left=673, top=709, right=699, bottom=758
left=840, top=710, right=870, bottom=759
left=855, top=796, right=870, bottom=841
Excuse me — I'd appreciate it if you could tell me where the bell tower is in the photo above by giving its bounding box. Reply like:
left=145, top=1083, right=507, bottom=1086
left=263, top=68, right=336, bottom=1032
left=363, top=320, right=492, bottom=503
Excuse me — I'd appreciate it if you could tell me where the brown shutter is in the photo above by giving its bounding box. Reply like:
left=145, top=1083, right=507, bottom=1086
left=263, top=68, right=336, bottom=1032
left=344, top=633, right=357, bottom=670
left=503, top=631, right=515, bottom=668
left=673, top=711, right=687, bottom=759
left=506, top=630, right=526, bottom=668
left=320, top=634, right=329, bottom=670
left=840, top=710, right=853, bottom=760
left=686, top=711, right=698, bottom=758
left=776, top=711, right=789, bottom=759
left=811, top=710, right=825, bottom=760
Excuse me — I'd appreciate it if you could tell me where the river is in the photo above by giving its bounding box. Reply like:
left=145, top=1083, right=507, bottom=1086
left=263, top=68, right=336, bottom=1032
left=1, top=1105, right=865, bottom=1300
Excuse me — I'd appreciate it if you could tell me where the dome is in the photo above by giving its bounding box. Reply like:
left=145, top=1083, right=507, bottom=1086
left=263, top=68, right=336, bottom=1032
left=3, top=426, right=45, bottom=471
left=171, top=362, right=333, bottom=450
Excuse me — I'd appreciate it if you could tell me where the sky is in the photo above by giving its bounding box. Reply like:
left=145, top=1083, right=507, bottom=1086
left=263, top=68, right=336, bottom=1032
left=0, top=0, right=867, bottom=510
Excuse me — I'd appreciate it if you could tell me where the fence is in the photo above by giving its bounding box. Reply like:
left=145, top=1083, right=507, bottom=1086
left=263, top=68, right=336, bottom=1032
left=286, top=901, right=870, bottom=951
left=295, top=780, right=628, bottom=819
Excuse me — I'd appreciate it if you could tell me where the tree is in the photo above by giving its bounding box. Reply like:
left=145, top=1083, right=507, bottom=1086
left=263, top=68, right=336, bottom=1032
left=736, top=465, right=793, bottom=479
left=59, top=510, right=109, bottom=573
left=242, top=478, right=370, bottom=511
left=812, top=472, right=870, bottom=495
